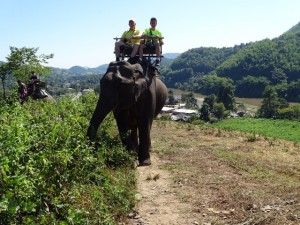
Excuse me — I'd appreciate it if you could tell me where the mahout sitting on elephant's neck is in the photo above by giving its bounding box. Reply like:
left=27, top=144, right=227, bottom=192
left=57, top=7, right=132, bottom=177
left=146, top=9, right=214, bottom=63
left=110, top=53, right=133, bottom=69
left=138, top=58, right=160, bottom=78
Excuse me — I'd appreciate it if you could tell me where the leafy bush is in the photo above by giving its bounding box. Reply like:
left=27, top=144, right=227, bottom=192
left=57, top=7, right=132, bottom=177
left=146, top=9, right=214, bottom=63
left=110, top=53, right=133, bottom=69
left=275, top=104, right=300, bottom=120
left=191, top=119, right=206, bottom=125
left=0, top=93, right=136, bottom=224
left=212, top=102, right=226, bottom=119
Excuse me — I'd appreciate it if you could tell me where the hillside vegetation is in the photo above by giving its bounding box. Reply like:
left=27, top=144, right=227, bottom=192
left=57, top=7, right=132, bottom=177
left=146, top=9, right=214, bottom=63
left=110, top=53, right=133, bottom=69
left=216, top=25, right=300, bottom=81
left=161, top=21, right=300, bottom=101
left=0, top=94, right=136, bottom=224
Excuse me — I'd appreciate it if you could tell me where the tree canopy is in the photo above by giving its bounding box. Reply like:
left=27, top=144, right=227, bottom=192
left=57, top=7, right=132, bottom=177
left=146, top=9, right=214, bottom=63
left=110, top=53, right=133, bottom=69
left=6, top=47, right=54, bottom=81
left=0, top=47, right=53, bottom=100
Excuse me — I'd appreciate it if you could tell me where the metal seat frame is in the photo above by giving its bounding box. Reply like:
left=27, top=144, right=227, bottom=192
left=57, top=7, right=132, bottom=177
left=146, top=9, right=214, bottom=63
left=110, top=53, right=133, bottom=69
left=114, top=38, right=163, bottom=64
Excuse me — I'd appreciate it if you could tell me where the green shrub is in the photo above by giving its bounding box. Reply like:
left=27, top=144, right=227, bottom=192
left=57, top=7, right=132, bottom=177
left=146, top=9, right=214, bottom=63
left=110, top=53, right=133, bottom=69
left=0, top=93, right=136, bottom=224
left=159, top=114, right=172, bottom=121
left=191, top=119, right=206, bottom=125
left=212, top=102, right=226, bottom=119
left=275, top=104, right=300, bottom=120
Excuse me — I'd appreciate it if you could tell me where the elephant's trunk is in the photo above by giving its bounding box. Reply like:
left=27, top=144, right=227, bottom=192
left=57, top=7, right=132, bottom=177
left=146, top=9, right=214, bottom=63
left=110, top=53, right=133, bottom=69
left=87, top=95, right=115, bottom=140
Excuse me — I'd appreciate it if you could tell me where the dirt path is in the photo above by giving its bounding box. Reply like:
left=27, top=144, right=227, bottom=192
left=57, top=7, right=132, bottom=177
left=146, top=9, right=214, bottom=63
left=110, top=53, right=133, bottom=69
left=127, top=154, right=198, bottom=225
left=126, top=121, right=300, bottom=225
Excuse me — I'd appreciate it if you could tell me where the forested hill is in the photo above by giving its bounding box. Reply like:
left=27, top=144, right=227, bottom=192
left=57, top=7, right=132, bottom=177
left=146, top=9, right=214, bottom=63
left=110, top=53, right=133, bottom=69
left=169, top=45, right=249, bottom=74
left=216, top=22, right=300, bottom=81
left=284, top=21, right=300, bottom=34
left=162, top=21, right=300, bottom=86
left=62, top=64, right=109, bottom=75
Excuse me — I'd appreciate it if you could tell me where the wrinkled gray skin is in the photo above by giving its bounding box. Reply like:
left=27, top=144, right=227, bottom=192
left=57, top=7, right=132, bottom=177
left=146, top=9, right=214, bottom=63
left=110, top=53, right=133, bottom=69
left=87, top=61, right=168, bottom=166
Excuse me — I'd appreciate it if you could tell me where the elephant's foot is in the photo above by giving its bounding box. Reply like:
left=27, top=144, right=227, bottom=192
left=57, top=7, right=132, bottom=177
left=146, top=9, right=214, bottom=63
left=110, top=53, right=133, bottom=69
left=87, top=126, right=97, bottom=141
left=138, top=158, right=151, bottom=166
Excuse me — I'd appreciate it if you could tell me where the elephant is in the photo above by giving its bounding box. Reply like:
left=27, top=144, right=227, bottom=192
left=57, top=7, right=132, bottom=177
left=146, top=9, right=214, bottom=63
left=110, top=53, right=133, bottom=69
left=87, top=60, right=168, bottom=166
left=18, top=80, right=54, bottom=104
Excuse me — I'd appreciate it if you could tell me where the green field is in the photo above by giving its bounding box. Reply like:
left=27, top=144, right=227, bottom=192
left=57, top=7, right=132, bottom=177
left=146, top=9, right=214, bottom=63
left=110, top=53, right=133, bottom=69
left=211, top=117, right=300, bottom=143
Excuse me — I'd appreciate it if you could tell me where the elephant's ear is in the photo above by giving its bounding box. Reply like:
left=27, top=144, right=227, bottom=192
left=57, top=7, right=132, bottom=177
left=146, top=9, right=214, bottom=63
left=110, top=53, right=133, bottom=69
left=134, top=78, right=148, bottom=102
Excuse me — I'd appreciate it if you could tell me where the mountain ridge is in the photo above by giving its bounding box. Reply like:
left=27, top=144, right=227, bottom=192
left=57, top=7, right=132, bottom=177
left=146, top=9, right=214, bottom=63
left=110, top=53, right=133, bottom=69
left=54, top=53, right=181, bottom=75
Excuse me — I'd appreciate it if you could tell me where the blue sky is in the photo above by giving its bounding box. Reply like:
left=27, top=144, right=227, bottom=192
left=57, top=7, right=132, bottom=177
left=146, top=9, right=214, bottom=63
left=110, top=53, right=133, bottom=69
left=0, top=0, right=299, bottom=69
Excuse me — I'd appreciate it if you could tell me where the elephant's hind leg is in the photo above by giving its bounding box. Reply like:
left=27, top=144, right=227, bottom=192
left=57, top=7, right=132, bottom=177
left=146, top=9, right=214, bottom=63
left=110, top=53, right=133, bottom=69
left=131, top=127, right=139, bottom=154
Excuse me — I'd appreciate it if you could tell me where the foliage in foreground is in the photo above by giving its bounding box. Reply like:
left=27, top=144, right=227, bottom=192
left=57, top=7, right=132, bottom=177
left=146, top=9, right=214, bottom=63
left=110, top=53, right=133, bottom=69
left=0, top=93, right=136, bottom=224
left=210, top=117, right=300, bottom=143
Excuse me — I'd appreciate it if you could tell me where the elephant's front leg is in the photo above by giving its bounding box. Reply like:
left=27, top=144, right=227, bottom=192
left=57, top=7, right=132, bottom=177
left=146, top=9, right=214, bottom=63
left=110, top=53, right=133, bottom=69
left=137, top=119, right=152, bottom=166
left=115, top=110, right=137, bottom=153
left=130, top=127, right=138, bottom=154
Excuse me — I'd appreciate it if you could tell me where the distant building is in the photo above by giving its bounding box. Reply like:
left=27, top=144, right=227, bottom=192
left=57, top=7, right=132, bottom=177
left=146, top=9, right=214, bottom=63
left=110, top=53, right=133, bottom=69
left=161, top=106, right=175, bottom=113
left=161, top=104, right=199, bottom=122
left=82, top=88, right=94, bottom=95
left=172, top=109, right=198, bottom=115
left=179, top=103, right=186, bottom=109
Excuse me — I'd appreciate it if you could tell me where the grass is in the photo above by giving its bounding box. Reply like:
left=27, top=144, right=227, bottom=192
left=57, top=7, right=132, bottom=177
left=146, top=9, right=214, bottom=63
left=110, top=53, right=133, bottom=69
left=151, top=120, right=300, bottom=224
left=146, top=173, right=160, bottom=181
left=210, top=117, right=300, bottom=143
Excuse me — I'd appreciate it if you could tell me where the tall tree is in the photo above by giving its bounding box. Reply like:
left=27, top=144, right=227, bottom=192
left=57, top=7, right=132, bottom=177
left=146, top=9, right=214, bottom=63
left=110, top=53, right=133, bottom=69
left=257, top=86, right=278, bottom=118
left=181, top=92, right=198, bottom=109
left=203, top=94, right=216, bottom=111
left=212, top=102, right=226, bottom=119
left=167, top=90, right=176, bottom=105
left=0, top=63, right=10, bottom=100
left=6, top=47, right=54, bottom=82
left=216, top=81, right=235, bottom=110
left=257, top=86, right=288, bottom=118
left=200, top=102, right=210, bottom=121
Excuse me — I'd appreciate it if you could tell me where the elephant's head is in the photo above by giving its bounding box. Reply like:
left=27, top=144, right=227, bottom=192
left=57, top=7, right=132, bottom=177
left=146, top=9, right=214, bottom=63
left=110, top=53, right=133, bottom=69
left=87, top=61, right=147, bottom=138
left=101, top=61, right=146, bottom=108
